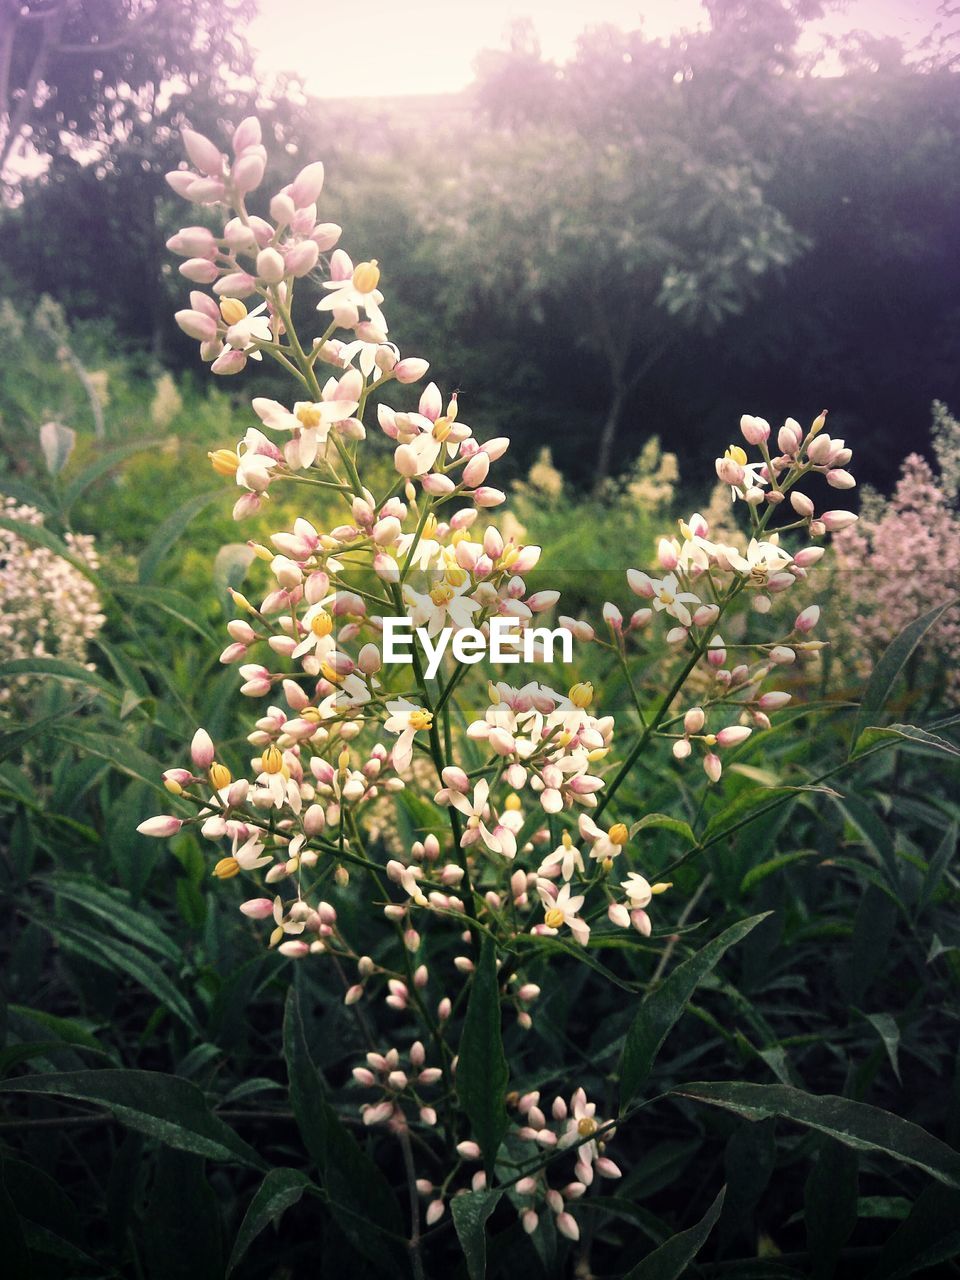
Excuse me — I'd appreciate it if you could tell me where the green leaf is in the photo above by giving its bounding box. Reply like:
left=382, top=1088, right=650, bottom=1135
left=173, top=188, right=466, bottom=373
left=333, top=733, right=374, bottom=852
left=863, top=1012, right=901, bottom=1084
left=0, top=1155, right=29, bottom=1277
left=622, top=1186, right=725, bottom=1280
left=856, top=723, right=960, bottom=761
left=804, top=1138, right=858, bottom=1280
left=834, top=793, right=899, bottom=890
left=458, top=934, right=510, bottom=1172
left=850, top=600, right=958, bottom=757
left=631, top=813, right=697, bottom=845
left=227, top=1168, right=313, bottom=1276
left=52, top=875, right=182, bottom=964
left=740, top=852, right=817, bottom=894
left=701, top=786, right=838, bottom=849
left=620, top=914, right=770, bottom=1109
left=0, top=1070, right=264, bottom=1168
left=919, top=820, right=957, bottom=913
left=55, top=923, right=200, bottom=1036
left=143, top=1148, right=223, bottom=1280
left=39, top=420, right=76, bottom=476
left=0, top=657, right=117, bottom=701
left=282, top=988, right=403, bottom=1264
left=674, top=1083, right=960, bottom=1188
left=873, top=1184, right=960, bottom=1279
left=138, top=490, right=223, bottom=585
left=62, top=438, right=164, bottom=509
left=451, top=1189, right=502, bottom=1280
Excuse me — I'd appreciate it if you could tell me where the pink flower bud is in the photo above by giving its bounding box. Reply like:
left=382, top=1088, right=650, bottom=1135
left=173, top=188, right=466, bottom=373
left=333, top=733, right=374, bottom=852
left=175, top=309, right=218, bottom=342
left=462, top=451, right=490, bottom=487
left=608, top=902, right=631, bottom=928
left=758, top=691, right=791, bottom=710
left=703, top=753, right=722, bottom=783
left=684, top=706, right=705, bottom=734
left=716, top=725, right=752, bottom=747
left=778, top=420, right=802, bottom=453
left=137, top=815, right=183, bottom=838
left=556, top=1212, right=580, bottom=1241
left=232, top=116, right=262, bottom=154
left=191, top=728, right=215, bottom=768
left=285, top=240, right=320, bottom=277
left=421, top=472, right=456, bottom=495
left=256, top=247, right=286, bottom=284
left=790, top=491, right=815, bottom=518
left=239, top=898, right=274, bottom=919
left=311, top=222, right=342, bottom=252
left=232, top=151, right=265, bottom=194
left=707, top=637, right=726, bottom=667
left=826, top=468, right=856, bottom=489
left=392, top=356, right=429, bottom=384
left=716, top=458, right=745, bottom=487
left=740, top=414, right=770, bottom=445
left=769, top=646, right=796, bottom=665
left=213, top=271, right=257, bottom=298
left=807, top=434, right=834, bottom=465
left=627, top=569, right=655, bottom=598
left=181, top=128, right=223, bottom=176
left=473, top=486, right=506, bottom=508
left=658, top=538, right=679, bottom=570
left=795, top=605, right=820, bottom=633
left=165, top=170, right=198, bottom=198
left=426, top=1200, right=445, bottom=1225
left=179, top=258, right=220, bottom=284
left=290, top=161, right=326, bottom=207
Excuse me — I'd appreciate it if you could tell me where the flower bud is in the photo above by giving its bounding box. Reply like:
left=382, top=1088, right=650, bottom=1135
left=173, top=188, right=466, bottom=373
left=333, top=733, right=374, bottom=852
left=256, top=247, right=286, bottom=284
left=740, top=414, right=770, bottom=445
left=181, top=128, right=223, bottom=176
left=290, top=160, right=326, bottom=207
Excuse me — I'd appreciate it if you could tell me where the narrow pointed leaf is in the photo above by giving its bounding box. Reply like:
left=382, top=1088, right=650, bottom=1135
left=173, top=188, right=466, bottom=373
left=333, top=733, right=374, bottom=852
left=0, top=1070, right=264, bottom=1168
left=850, top=600, right=958, bottom=756
left=458, top=934, right=509, bottom=1171
left=620, top=913, right=770, bottom=1108
left=674, top=1082, right=960, bottom=1188
left=622, top=1186, right=725, bottom=1280
left=227, top=1168, right=313, bottom=1275
left=451, top=1189, right=502, bottom=1280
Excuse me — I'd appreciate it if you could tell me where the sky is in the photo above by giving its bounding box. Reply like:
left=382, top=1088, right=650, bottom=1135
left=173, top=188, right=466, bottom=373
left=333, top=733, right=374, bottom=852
left=248, top=0, right=949, bottom=99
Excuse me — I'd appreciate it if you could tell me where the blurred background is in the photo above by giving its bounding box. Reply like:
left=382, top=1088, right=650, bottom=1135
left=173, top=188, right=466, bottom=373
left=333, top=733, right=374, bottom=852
left=1, top=0, right=958, bottom=505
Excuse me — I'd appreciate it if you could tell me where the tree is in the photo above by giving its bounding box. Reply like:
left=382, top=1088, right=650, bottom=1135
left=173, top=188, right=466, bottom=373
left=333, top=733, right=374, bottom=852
left=425, top=10, right=811, bottom=489
left=0, top=0, right=254, bottom=183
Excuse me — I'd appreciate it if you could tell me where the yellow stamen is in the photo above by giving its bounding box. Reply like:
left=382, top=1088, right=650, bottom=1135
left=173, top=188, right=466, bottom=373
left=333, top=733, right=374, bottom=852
left=725, top=444, right=748, bottom=466
left=577, top=1116, right=598, bottom=1138
left=408, top=709, right=433, bottom=731
left=209, top=763, right=231, bottom=790
left=320, top=661, right=343, bottom=684
left=504, top=793, right=522, bottom=812
left=429, top=584, right=455, bottom=606
left=164, top=778, right=183, bottom=795
left=352, top=259, right=380, bottom=293
left=261, top=745, right=284, bottom=775
left=568, top=681, right=593, bottom=709
left=544, top=907, right=565, bottom=930
left=432, top=416, right=453, bottom=443
left=219, top=298, right=247, bottom=325
left=208, top=449, right=239, bottom=476
left=651, top=882, right=673, bottom=895
left=213, top=856, right=239, bottom=879
left=311, top=610, right=333, bottom=638
left=608, top=823, right=628, bottom=846
left=296, top=403, right=323, bottom=428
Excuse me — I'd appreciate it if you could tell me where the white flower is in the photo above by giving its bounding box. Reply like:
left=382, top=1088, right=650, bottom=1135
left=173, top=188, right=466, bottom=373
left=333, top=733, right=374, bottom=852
left=448, top=779, right=517, bottom=858
left=406, top=577, right=480, bottom=637
left=620, top=872, right=653, bottom=909
left=650, top=573, right=700, bottom=628
left=538, top=881, right=589, bottom=946
left=538, top=832, right=584, bottom=881
left=383, top=699, right=433, bottom=773
left=252, top=396, right=358, bottom=468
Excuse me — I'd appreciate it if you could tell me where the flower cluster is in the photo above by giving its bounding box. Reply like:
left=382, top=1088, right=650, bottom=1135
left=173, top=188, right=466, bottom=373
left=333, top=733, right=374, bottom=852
left=139, top=119, right=860, bottom=1243
left=1, top=499, right=105, bottom=705
left=833, top=403, right=960, bottom=698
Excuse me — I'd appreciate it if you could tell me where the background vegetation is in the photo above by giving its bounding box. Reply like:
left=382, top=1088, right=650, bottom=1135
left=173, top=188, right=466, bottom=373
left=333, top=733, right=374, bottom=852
left=0, top=2, right=958, bottom=1278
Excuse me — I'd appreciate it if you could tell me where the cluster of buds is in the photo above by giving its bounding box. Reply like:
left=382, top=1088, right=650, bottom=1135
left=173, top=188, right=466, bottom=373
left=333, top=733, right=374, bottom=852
left=139, top=116, right=862, bottom=1254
